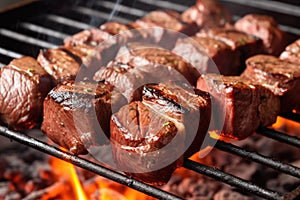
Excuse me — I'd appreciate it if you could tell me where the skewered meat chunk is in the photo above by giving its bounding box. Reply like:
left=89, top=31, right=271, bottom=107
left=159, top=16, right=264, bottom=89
left=181, top=0, right=232, bottom=28
left=94, top=42, right=200, bottom=101
left=37, top=48, right=82, bottom=85
left=110, top=82, right=211, bottom=185
left=41, top=80, right=127, bottom=155
left=172, top=36, right=240, bottom=75
left=142, top=82, right=211, bottom=158
left=114, top=42, right=200, bottom=85
left=111, top=101, right=183, bottom=186
left=242, top=55, right=300, bottom=113
left=197, top=74, right=280, bottom=140
left=100, top=21, right=132, bottom=35
left=135, top=10, right=199, bottom=36
left=0, top=57, right=52, bottom=130
left=197, top=28, right=263, bottom=73
left=93, top=61, right=189, bottom=102
left=280, top=39, right=300, bottom=65
left=235, top=14, right=286, bottom=55
left=63, top=27, right=121, bottom=77
left=64, top=28, right=112, bottom=47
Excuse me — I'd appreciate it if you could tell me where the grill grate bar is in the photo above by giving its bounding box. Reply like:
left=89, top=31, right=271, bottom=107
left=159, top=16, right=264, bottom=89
left=96, top=1, right=147, bottom=17
left=0, top=28, right=57, bottom=49
left=137, top=0, right=188, bottom=12
left=280, top=112, right=300, bottom=123
left=220, top=0, right=300, bottom=17
left=0, top=47, right=23, bottom=59
left=214, top=140, right=300, bottom=178
left=257, top=127, right=300, bottom=148
left=72, top=6, right=131, bottom=24
left=20, top=22, right=70, bottom=40
left=45, top=14, right=95, bottom=30
left=0, top=125, right=183, bottom=200
left=183, top=159, right=283, bottom=200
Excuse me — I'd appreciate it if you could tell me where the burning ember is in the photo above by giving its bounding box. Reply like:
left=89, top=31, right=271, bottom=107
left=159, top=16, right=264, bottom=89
left=0, top=116, right=299, bottom=200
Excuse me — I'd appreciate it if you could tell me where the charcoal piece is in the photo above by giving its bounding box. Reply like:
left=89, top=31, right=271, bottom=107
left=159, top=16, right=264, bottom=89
left=0, top=57, right=52, bottom=130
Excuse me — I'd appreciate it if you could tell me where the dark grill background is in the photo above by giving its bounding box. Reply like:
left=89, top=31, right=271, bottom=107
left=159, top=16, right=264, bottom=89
left=0, top=0, right=300, bottom=199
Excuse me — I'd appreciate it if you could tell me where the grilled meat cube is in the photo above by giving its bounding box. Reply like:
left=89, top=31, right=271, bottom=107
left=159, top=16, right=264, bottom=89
left=197, top=28, right=263, bottom=73
left=64, top=28, right=119, bottom=77
left=110, top=101, right=184, bottom=185
left=64, top=28, right=112, bottom=47
left=181, top=0, right=232, bottom=28
left=93, top=60, right=187, bottom=102
left=41, top=80, right=126, bottom=155
left=197, top=74, right=280, bottom=140
left=235, top=14, right=286, bottom=55
left=0, top=57, right=52, bottom=130
left=37, top=48, right=82, bottom=85
left=172, top=36, right=240, bottom=75
left=142, top=82, right=211, bottom=158
left=242, top=55, right=300, bottom=112
left=110, top=82, right=211, bottom=185
left=280, top=39, right=300, bottom=65
left=135, top=10, right=199, bottom=36
left=100, top=21, right=132, bottom=35
left=115, top=42, right=200, bottom=85
left=94, top=42, right=200, bottom=101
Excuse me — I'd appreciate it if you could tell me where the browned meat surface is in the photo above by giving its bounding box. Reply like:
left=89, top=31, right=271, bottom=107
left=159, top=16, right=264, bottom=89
left=181, top=0, right=232, bottom=28
left=142, top=82, right=211, bottom=158
left=110, top=82, right=211, bottom=185
left=37, top=48, right=82, bottom=85
left=115, top=42, right=200, bottom=85
left=280, top=39, right=300, bottom=65
left=135, top=10, right=199, bottom=36
left=41, top=80, right=126, bottom=155
left=172, top=36, right=240, bottom=75
left=111, top=101, right=183, bottom=185
left=197, top=28, right=263, bottom=73
left=64, top=27, right=120, bottom=77
left=242, top=55, right=300, bottom=112
left=235, top=14, right=286, bottom=55
left=100, top=21, right=132, bottom=35
left=94, top=43, right=200, bottom=101
left=0, top=57, right=52, bottom=130
left=197, top=74, right=280, bottom=140
left=64, top=28, right=112, bottom=47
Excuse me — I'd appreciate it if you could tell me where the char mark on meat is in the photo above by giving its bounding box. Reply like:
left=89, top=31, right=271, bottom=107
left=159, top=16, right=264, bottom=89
left=242, top=55, right=300, bottom=113
left=41, top=80, right=127, bottom=155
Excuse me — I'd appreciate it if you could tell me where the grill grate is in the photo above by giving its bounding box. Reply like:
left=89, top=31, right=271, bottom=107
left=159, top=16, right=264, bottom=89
left=0, top=0, right=300, bottom=199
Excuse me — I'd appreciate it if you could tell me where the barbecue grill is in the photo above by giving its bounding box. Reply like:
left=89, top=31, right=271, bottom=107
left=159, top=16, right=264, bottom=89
left=0, top=0, right=300, bottom=199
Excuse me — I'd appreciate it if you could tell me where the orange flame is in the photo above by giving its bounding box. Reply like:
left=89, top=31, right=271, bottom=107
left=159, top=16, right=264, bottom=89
left=272, top=116, right=300, bottom=137
left=50, top=151, right=87, bottom=200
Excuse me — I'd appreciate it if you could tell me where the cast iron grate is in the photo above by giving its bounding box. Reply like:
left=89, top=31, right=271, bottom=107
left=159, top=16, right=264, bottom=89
left=0, top=0, right=300, bottom=199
